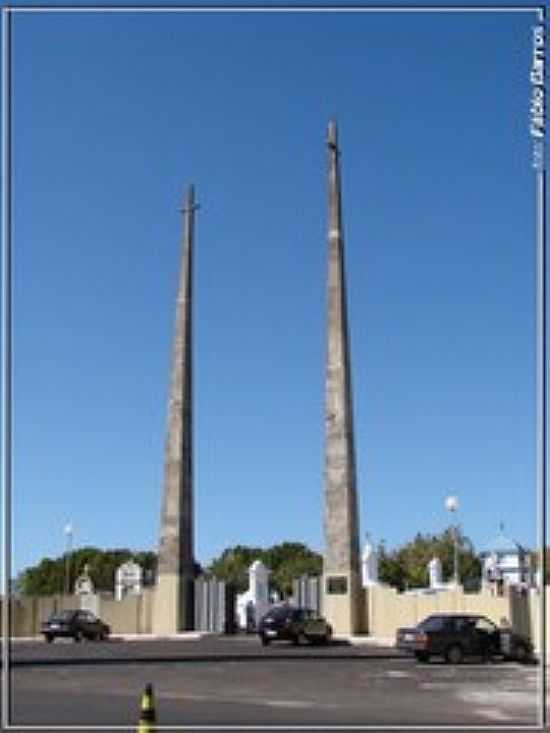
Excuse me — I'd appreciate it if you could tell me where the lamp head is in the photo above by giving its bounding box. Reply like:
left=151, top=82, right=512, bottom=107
left=445, top=496, right=459, bottom=513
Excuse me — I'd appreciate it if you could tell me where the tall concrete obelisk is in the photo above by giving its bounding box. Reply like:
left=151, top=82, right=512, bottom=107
left=323, top=121, right=363, bottom=635
left=152, top=184, right=198, bottom=633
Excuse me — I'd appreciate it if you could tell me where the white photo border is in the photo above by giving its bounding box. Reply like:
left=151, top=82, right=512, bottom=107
left=1, top=3, right=546, bottom=730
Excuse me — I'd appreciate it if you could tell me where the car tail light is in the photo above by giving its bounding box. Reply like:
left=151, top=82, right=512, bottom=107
left=416, top=633, right=428, bottom=648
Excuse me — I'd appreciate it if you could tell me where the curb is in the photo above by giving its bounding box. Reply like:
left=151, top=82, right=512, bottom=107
left=8, top=633, right=392, bottom=645
left=343, top=636, right=395, bottom=647
left=111, top=632, right=205, bottom=642
left=8, top=632, right=206, bottom=643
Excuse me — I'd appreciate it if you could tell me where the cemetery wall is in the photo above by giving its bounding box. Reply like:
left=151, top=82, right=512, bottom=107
left=2, top=591, right=155, bottom=637
left=4, top=584, right=550, bottom=653
left=99, top=594, right=141, bottom=634
left=363, top=584, right=550, bottom=652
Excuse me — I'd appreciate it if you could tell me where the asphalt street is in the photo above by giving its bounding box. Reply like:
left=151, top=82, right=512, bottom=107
left=6, top=636, right=543, bottom=730
left=8, top=634, right=398, bottom=665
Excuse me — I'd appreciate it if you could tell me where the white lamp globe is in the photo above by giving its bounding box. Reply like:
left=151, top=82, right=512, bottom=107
left=445, top=496, right=459, bottom=513
left=64, top=523, right=73, bottom=536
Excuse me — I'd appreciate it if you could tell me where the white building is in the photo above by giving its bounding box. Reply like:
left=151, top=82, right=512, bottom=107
left=481, top=526, right=532, bottom=588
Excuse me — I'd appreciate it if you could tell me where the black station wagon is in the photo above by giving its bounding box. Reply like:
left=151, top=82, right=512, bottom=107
left=396, top=613, right=533, bottom=664
left=41, top=609, right=110, bottom=643
left=258, top=606, right=333, bottom=646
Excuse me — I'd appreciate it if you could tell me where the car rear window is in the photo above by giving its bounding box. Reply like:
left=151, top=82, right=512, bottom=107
left=418, top=616, right=446, bottom=632
left=51, top=610, right=75, bottom=621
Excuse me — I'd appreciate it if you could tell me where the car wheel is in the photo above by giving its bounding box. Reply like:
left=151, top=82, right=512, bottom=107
left=73, top=631, right=82, bottom=643
left=45, top=634, right=53, bottom=644
left=515, top=643, right=529, bottom=663
left=261, top=635, right=270, bottom=646
left=445, top=644, right=463, bottom=664
left=415, top=652, right=429, bottom=663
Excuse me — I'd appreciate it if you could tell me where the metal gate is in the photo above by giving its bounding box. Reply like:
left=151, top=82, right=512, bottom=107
left=292, top=575, right=322, bottom=614
left=194, top=577, right=236, bottom=633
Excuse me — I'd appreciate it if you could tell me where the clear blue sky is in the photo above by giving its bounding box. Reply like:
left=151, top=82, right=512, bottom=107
left=10, top=6, right=540, bottom=577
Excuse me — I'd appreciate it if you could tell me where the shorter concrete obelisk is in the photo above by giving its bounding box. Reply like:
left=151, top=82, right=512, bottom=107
left=322, top=121, right=363, bottom=634
left=152, top=184, right=198, bottom=633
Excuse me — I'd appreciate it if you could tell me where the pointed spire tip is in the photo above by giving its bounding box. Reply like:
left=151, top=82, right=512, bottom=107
left=328, top=119, right=338, bottom=148
left=180, top=183, right=196, bottom=211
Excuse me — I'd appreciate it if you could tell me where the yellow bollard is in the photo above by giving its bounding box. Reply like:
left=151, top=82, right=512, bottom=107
left=137, top=683, right=157, bottom=733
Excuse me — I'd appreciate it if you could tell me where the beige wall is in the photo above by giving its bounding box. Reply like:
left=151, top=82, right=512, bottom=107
left=5, top=586, right=550, bottom=654
left=364, top=585, right=546, bottom=648
left=6, top=595, right=78, bottom=636
left=4, top=590, right=155, bottom=637
left=100, top=589, right=154, bottom=634
left=322, top=571, right=365, bottom=635
left=100, top=595, right=140, bottom=634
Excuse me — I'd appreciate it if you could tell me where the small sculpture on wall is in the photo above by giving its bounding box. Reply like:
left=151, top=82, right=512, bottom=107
left=74, top=563, right=95, bottom=595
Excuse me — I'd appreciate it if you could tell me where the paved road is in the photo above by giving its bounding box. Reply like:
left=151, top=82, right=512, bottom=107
left=9, top=635, right=399, bottom=665
left=7, top=636, right=542, bottom=729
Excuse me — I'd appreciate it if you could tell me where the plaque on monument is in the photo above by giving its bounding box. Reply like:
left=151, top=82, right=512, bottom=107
left=326, top=576, right=348, bottom=595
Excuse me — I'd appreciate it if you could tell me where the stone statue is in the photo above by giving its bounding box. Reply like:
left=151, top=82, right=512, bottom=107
left=428, top=557, right=442, bottom=588
left=74, top=563, right=94, bottom=595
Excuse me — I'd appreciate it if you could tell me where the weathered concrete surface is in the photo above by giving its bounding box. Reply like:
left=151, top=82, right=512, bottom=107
left=323, top=121, right=362, bottom=634
left=11, top=647, right=539, bottom=727
left=153, top=185, right=197, bottom=633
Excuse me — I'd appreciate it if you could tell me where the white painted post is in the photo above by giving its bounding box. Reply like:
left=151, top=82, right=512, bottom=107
left=428, top=557, right=442, bottom=588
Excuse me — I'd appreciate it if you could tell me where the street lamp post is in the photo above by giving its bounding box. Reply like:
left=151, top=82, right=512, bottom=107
left=64, top=523, right=73, bottom=595
left=444, top=496, right=459, bottom=587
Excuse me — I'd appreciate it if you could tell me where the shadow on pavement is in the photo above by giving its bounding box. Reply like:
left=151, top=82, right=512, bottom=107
left=7, top=650, right=405, bottom=668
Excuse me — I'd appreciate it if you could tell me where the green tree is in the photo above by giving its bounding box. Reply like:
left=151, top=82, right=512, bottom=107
left=378, top=527, right=481, bottom=591
left=206, top=542, right=322, bottom=597
left=19, top=548, right=158, bottom=595
left=377, top=541, right=405, bottom=589
left=263, top=542, right=322, bottom=596
left=207, top=545, right=264, bottom=594
left=19, top=558, right=65, bottom=596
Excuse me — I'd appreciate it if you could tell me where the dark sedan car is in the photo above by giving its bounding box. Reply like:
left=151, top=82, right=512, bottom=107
left=258, top=605, right=333, bottom=646
left=41, top=609, right=110, bottom=643
left=396, top=613, right=533, bottom=664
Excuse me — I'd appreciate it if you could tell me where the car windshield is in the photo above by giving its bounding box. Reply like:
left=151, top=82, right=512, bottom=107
left=265, top=606, right=294, bottom=620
